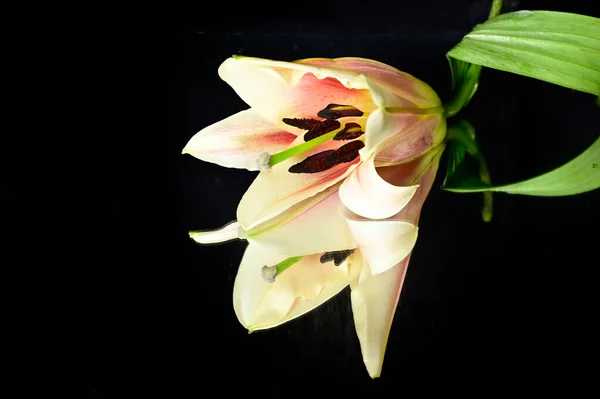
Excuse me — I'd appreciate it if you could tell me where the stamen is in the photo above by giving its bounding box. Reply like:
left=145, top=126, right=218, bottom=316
left=320, top=249, right=355, bottom=266
left=260, top=256, right=304, bottom=283
left=288, top=150, right=334, bottom=174
left=333, top=123, right=365, bottom=141
left=256, top=152, right=272, bottom=172
left=269, top=106, right=363, bottom=168
left=317, top=104, right=364, bottom=120
left=304, top=120, right=340, bottom=141
left=282, top=118, right=321, bottom=130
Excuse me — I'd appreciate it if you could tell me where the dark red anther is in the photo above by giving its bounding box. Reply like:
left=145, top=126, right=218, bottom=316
left=327, top=140, right=365, bottom=167
left=282, top=118, right=322, bottom=130
left=288, top=150, right=335, bottom=174
left=288, top=140, right=364, bottom=174
left=303, top=119, right=340, bottom=141
left=317, top=104, right=364, bottom=120
left=333, top=123, right=365, bottom=141
left=320, top=249, right=355, bottom=266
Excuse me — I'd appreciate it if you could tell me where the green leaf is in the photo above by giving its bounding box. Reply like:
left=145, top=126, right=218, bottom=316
left=447, top=11, right=600, bottom=96
left=444, top=58, right=482, bottom=118
left=445, top=139, right=467, bottom=179
left=444, top=136, right=600, bottom=196
left=443, top=0, right=502, bottom=118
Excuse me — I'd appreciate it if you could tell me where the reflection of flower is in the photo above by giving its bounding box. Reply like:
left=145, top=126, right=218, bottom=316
left=184, top=56, right=446, bottom=378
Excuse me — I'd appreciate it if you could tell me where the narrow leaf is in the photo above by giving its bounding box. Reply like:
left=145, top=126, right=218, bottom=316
left=443, top=121, right=493, bottom=221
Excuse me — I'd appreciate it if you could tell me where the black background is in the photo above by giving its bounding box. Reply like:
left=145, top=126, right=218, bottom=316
left=98, top=0, right=599, bottom=396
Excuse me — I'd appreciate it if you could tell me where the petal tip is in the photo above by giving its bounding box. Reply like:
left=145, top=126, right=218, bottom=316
left=368, top=372, right=381, bottom=379
left=188, top=231, right=203, bottom=243
left=189, top=221, right=241, bottom=244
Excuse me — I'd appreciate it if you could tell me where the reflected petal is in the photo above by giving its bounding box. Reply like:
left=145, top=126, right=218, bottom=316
left=234, top=245, right=358, bottom=330
left=350, top=254, right=412, bottom=378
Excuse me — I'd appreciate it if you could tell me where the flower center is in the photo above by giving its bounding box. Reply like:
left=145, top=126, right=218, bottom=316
left=259, top=104, right=366, bottom=174
left=260, top=249, right=355, bottom=283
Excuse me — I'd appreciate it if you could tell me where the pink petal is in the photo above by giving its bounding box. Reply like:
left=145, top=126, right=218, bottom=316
left=182, top=109, right=296, bottom=170
left=393, top=147, right=443, bottom=224
left=371, top=114, right=447, bottom=165
left=218, top=57, right=376, bottom=131
left=297, top=57, right=441, bottom=108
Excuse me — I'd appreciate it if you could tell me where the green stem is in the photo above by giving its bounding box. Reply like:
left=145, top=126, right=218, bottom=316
left=479, top=166, right=494, bottom=223
left=447, top=121, right=494, bottom=222
left=488, top=0, right=503, bottom=19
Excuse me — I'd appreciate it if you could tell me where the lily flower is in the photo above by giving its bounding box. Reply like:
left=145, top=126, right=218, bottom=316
left=190, top=144, right=445, bottom=378
left=183, top=56, right=446, bottom=231
left=184, top=55, right=448, bottom=378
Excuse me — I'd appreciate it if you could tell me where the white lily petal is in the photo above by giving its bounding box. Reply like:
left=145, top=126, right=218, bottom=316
left=189, top=221, right=241, bottom=244
left=233, top=244, right=356, bottom=330
left=237, top=136, right=360, bottom=231
left=350, top=254, right=412, bottom=379
left=342, top=207, right=418, bottom=275
left=182, top=109, right=297, bottom=171
left=339, top=155, right=419, bottom=219
left=248, top=188, right=356, bottom=257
